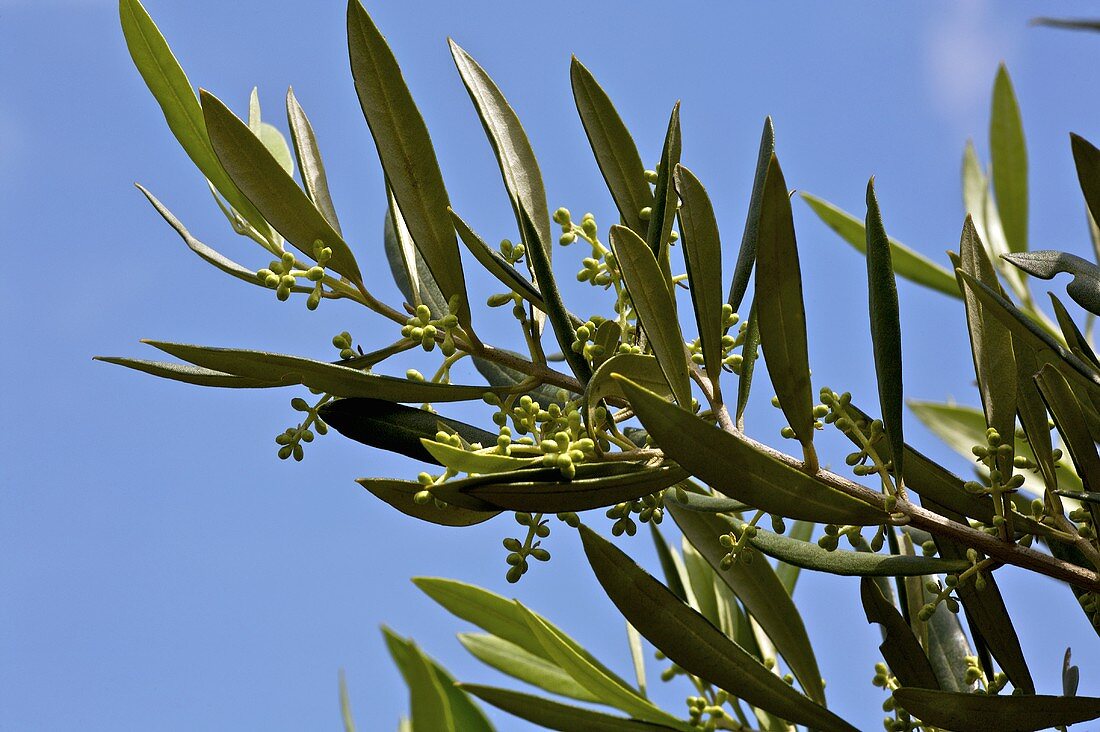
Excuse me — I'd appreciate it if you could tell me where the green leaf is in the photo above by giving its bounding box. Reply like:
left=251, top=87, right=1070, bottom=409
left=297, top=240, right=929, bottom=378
left=893, top=688, right=1100, bottom=732
left=776, top=520, right=814, bottom=595
left=383, top=627, right=494, bottom=732
left=1050, top=293, right=1100, bottom=367
left=679, top=540, right=722, bottom=628
left=143, top=341, right=495, bottom=402
left=257, top=123, right=294, bottom=178
left=119, top=0, right=272, bottom=241
left=569, top=57, right=653, bottom=237
left=1064, top=647, right=1081, bottom=697
left=646, top=104, right=682, bottom=278
left=860, top=577, right=940, bottom=690
left=649, top=523, right=690, bottom=604
left=578, top=525, right=858, bottom=732
left=662, top=490, right=750, bottom=515
left=338, top=670, right=356, bottom=732
left=382, top=627, right=455, bottom=731
left=674, top=164, right=724, bottom=386
left=990, top=64, right=1028, bottom=253
left=431, top=462, right=689, bottom=513
left=956, top=270, right=1100, bottom=401
left=1013, top=334, right=1060, bottom=492
left=457, top=633, right=598, bottom=703
left=386, top=189, right=449, bottom=316
left=865, top=179, right=906, bottom=485
left=801, top=193, right=960, bottom=298
left=735, top=302, right=761, bottom=429
left=626, top=623, right=647, bottom=699
left=471, top=354, right=572, bottom=409
left=420, top=439, right=538, bottom=474
left=585, top=354, right=672, bottom=435
left=461, top=685, right=679, bottom=732
left=668, top=503, right=826, bottom=704
left=1036, top=366, right=1100, bottom=496
left=449, top=209, right=548, bottom=315
left=609, top=226, right=691, bottom=407
left=286, top=88, right=342, bottom=234
left=346, top=0, right=470, bottom=328
left=135, top=185, right=270, bottom=288
left=94, top=357, right=280, bottom=388
left=756, top=154, right=816, bottom=463
left=618, top=376, right=884, bottom=524
left=728, top=117, right=774, bottom=314
left=518, top=604, right=685, bottom=728
left=200, top=90, right=362, bottom=283
left=1073, top=133, right=1100, bottom=236
left=1003, top=250, right=1100, bottom=316
left=356, top=479, right=499, bottom=527
left=955, top=218, right=1018, bottom=476
left=319, top=398, right=497, bottom=464
left=924, top=592, right=974, bottom=693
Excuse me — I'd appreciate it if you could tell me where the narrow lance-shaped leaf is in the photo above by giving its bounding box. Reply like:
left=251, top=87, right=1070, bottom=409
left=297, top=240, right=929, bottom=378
left=610, top=226, right=691, bottom=407
left=728, top=117, right=774, bottom=314
left=892, top=688, right=1100, bottom=732
left=668, top=502, right=826, bottom=704
left=457, top=633, right=598, bottom=703
left=1012, top=340, right=1059, bottom=491
left=346, top=0, right=470, bottom=328
left=646, top=103, right=682, bottom=278
left=649, top=523, right=690, bottom=604
left=578, top=525, right=859, bottom=732
left=200, top=90, right=362, bottom=284
left=247, top=90, right=295, bottom=177
left=584, top=353, right=672, bottom=438
left=1036, top=366, right=1100, bottom=495
left=356, top=478, right=499, bottom=527
left=449, top=208, right=549, bottom=316
left=735, top=301, right=761, bottom=430
left=119, top=0, right=272, bottom=241
left=1050, top=292, right=1100, bottom=367
left=570, top=57, right=653, bottom=237
left=94, top=357, right=281, bottom=389
left=954, top=219, right=1018, bottom=478
left=865, top=179, right=905, bottom=486
left=990, top=64, right=1028, bottom=253
left=775, top=520, right=814, bottom=595
left=674, top=164, right=724, bottom=387
left=386, top=187, right=446, bottom=314
left=860, top=577, right=940, bottom=690
left=618, top=375, right=885, bottom=524
left=801, top=193, right=960, bottom=298
left=286, top=88, right=342, bottom=235
left=1072, top=133, right=1100, bottom=238
left=755, top=153, right=817, bottom=468
left=461, top=685, right=679, bottom=732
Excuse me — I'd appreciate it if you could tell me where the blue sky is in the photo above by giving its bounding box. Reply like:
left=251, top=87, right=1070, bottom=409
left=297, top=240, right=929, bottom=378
left=4, top=0, right=1100, bottom=729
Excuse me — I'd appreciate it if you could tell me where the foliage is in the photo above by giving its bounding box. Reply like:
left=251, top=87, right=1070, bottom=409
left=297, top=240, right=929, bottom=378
left=105, top=2, right=1100, bottom=730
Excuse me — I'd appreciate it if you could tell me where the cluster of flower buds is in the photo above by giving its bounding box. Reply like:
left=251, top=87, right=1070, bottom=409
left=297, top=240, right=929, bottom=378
left=503, top=512, right=551, bottom=583
left=331, top=331, right=356, bottom=361
left=274, top=395, right=329, bottom=461
left=256, top=239, right=331, bottom=309
left=400, top=296, right=462, bottom=355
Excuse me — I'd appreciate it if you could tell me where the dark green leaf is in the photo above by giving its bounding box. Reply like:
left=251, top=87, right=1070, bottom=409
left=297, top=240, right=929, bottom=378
left=569, top=57, right=652, bottom=237
left=735, top=301, right=761, bottom=430
left=200, top=90, right=362, bottom=283
left=669, top=503, right=826, bottom=704
left=93, top=357, right=281, bottom=388
left=1072, top=133, right=1100, bottom=254
left=674, top=164, right=724, bottom=386
left=955, top=218, right=1018, bottom=477
left=1050, top=293, right=1100, bottom=367
left=431, top=462, right=688, bottom=513
left=136, top=185, right=270, bottom=287
left=619, top=376, right=885, bottom=524
left=1003, top=250, right=1100, bottom=316
left=661, top=490, right=751, bottom=514
left=119, top=0, right=271, bottom=240
left=776, top=521, right=814, bottom=595
left=865, top=179, right=905, bottom=485
left=756, top=154, right=816, bottom=463
left=1032, top=17, right=1100, bottom=32
left=727, top=117, right=774, bottom=314
left=346, top=0, right=470, bottom=327
left=585, top=354, right=671, bottom=434
left=386, top=188, right=450, bottom=316
left=1064, top=648, right=1081, bottom=696
left=924, top=594, right=973, bottom=693
left=357, top=479, right=499, bottom=526
left=645, top=104, right=682, bottom=278
left=801, top=193, right=960, bottom=298
left=457, top=633, right=598, bottom=703
left=860, top=578, right=939, bottom=690
left=892, top=688, right=1100, bottom=732
left=1036, top=366, right=1100, bottom=498
left=319, top=398, right=497, bottom=463
left=649, top=523, right=690, bottom=604
left=144, top=341, right=496, bottom=402
left=461, top=685, right=678, bottom=732
left=1013, top=338, right=1060, bottom=492
left=609, top=226, right=691, bottom=407
left=578, top=525, right=858, bottom=732
left=449, top=209, right=548, bottom=315
left=286, top=88, right=342, bottom=235
left=990, top=64, right=1028, bottom=253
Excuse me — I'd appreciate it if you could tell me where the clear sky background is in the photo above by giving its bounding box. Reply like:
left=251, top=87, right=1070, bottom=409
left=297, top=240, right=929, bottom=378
left=5, top=1, right=1100, bottom=729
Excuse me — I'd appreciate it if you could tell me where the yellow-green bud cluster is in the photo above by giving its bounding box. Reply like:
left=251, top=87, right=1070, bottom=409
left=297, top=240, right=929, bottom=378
left=274, top=393, right=329, bottom=461
left=570, top=320, right=606, bottom=361
left=718, top=524, right=757, bottom=568
left=503, top=512, right=551, bottom=583
left=331, top=331, right=356, bottom=360
left=400, top=297, right=462, bottom=356
left=498, top=238, right=526, bottom=265
left=256, top=240, right=331, bottom=309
